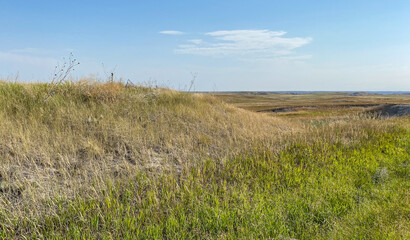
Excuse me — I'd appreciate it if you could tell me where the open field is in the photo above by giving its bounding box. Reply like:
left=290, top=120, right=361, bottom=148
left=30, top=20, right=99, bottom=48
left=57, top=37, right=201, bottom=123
left=0, top=80, right=409, bottom=239
left=212, top=92, right=410, bottom=118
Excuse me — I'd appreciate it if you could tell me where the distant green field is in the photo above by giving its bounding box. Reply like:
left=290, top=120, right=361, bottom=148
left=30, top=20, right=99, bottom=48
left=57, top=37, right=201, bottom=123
left=0, top=81, right=409, bottom=239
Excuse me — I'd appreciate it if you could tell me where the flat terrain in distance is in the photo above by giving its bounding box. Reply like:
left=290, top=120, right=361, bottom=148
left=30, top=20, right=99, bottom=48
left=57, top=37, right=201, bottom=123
left=211, top=92, right=410, bottom=117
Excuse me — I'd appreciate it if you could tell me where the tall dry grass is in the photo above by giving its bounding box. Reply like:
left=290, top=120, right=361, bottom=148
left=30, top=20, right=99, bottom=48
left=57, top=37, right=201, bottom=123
left=0, top=79, right=408, bottom=238
left=0, top=79, right=291, bottom=214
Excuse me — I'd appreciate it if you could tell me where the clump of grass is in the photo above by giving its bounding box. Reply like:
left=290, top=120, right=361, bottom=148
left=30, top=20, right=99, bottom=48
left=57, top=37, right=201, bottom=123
left=0, top=79, right=408, bottom=238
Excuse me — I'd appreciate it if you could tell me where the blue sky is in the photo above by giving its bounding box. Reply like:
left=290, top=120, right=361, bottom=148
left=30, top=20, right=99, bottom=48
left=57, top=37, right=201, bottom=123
left=1, top=0, right=409, bottom=91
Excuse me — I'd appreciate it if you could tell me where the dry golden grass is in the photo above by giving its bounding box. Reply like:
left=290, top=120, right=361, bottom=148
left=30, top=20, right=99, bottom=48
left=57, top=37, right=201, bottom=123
left=0, top=79, right=295, bottom=214
left=0, top=79, right=408, bottom=238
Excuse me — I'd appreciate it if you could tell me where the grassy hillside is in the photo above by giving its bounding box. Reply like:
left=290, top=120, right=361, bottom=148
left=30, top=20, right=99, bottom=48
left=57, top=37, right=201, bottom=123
left=0, top=80, right=409, bottom=239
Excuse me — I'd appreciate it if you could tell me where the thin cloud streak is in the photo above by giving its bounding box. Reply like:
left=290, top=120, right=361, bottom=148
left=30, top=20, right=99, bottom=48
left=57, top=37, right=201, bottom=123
left=187, top=39, right=203, bottom=44
left=175, top=29, right=312, bottom=59
left=0, top=51, right=58, bottom=67
left=159, top=30, right=184, bottom=35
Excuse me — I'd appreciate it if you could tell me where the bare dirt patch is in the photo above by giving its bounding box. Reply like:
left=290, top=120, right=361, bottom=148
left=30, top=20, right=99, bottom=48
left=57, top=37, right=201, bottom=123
left=258, top=104, right=381, bottom=113
left=372, top=104, right=410, bottom=117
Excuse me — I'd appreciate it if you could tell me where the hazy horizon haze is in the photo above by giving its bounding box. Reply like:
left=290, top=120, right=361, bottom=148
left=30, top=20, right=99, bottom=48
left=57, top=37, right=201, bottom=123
left=1, top=0, right=409, bottom=91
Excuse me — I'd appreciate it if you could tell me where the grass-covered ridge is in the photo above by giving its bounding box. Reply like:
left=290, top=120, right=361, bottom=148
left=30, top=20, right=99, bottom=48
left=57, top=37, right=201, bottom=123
left=0, top=80, right=409, bottom=239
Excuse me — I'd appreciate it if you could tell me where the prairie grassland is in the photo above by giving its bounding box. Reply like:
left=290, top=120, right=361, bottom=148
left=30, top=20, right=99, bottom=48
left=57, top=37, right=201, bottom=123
left=0, top=80, right=409, bottom=239
left=213, top=92, right=410, bottom=112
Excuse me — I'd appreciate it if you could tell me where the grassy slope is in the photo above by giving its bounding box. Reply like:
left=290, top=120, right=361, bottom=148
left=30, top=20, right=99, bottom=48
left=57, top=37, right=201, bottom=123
left=0, top=81, right=409, bottom=239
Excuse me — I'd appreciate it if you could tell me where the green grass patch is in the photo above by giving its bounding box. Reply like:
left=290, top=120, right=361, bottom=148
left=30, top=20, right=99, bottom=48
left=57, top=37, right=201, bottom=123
left=2, top=125, right=408, bottom=239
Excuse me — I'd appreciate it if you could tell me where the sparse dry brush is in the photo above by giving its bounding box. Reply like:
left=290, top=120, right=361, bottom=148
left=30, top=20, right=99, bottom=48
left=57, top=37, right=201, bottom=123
left=0, top=79, right=408, bottom=239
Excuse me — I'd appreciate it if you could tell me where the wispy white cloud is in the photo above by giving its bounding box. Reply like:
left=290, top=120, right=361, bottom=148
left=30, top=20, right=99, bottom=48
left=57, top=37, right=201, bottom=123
left=0, top=49, right=82, bottom=80
left=9, top=48, right=74, bottom=56
left=0, top=50, right=58, bottom=67
left=159, top=30, right=184, bottom=35
left=175, top=29, right=312, bottom=59
left=0, top=48, right=77, bottom=68
left=187, top=39, right=203, bottom=45
left=9, top=48, right=51, bottom=55
left=238, top=55, right=313, bottom=63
